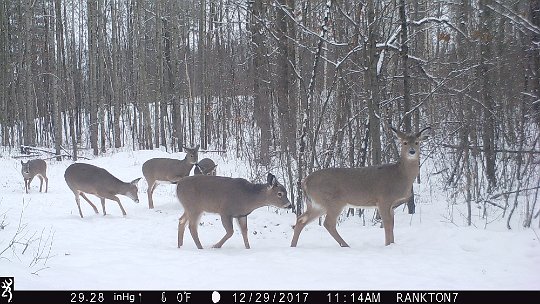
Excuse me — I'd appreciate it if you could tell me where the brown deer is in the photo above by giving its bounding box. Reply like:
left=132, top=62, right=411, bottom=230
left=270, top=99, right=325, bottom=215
left=291, top=127, right=430, bottom=247
left=194, top=158, right=217, bottom=176
left=176, top=173, right=292, bottom=249
left=21, top=159, right=48, bottom=193
left=64, top=163, right=141, bottom=218
left=142, top=145, right=199, bottom=209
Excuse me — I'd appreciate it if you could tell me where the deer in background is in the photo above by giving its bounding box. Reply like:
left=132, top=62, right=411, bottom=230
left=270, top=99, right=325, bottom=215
left=21, top=159, right=48, bottom=193
left=176, top=173, right=292, bottom=249
left=194, top=158, right=217, bottom=176
left=142, top=145, right=199, bottom=209
left=64, top=163, right=141, bottom=218
left=291, top=127, right=430, bottom=247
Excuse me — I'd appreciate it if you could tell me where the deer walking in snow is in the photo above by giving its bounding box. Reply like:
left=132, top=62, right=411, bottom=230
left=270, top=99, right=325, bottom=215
left=291, top=127, right=430, bottom=247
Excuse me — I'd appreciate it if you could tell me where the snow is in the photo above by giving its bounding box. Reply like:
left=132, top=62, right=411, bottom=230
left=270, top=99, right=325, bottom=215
left=0, top=149, right=539, bottom=290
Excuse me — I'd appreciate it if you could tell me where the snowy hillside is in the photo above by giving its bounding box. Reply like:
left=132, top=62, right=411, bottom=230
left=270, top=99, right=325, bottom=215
left=0, top=150, right=538, bottom=290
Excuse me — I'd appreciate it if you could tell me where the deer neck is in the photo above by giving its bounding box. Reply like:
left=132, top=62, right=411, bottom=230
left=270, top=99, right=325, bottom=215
left=181, top=159, right=196, bottom=170
left=397, top=154, right=420, bottom=183
left=110, top=179, right=130, bottom=195
left=249, top=184, right=272, bottom=208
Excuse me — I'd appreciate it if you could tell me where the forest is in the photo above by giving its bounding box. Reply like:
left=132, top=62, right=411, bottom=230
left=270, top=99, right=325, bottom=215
left=0, top=0, right=539, bottom=228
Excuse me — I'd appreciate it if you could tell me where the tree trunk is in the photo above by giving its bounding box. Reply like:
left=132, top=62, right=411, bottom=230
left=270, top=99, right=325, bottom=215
left=111, top=0, right=122, bottom=148
left=54, top=0, right=65, bottom=160
left=479, top=0, right=497, bottom=190
left=88, top=0, right=99, bottom=155
left=251, top=0, right=271, bottom=166
left=276, top=0, right=296, bottom=156
left=366, top=0, right=381, bottom=166
left=23, top=0, right=35, bottom=146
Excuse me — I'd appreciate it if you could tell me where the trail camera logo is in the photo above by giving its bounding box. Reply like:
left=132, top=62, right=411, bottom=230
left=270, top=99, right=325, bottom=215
left=0, top=277, right=13, bottom=303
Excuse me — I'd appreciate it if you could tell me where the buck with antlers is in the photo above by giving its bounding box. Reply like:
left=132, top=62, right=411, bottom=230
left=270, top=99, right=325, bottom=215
left=291, top=126, right=430, bottom=247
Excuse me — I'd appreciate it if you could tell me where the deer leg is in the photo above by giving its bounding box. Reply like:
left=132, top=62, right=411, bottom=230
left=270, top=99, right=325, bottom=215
left=43, top=175, right=48, bottom=193
left=379, top=206, right=395, bottom=246
left=188, top=212, right=203, bottom=249
left=324, top=208, right=350, bottom=247
left=147, top=180, right=156, bottom=209
left=27, top=177, right=34, bottom=192
left=79, top=193, right=99, bottom=214
left=237, top=216, right=250, bottom=249
left=290, top=208, right=324, bottom=247
left=105, top=195, right=127, bottom=217
left=100, top=198, right=107, bottom=216
left=177, top=213, right=188, bottom=248
left=38, top=175, right=44, bottom=192
left=24, top=179, right=29, bottom=193
left=213, top=215, right=234, bottom=249
left=73, top=192, right=84, bottom=218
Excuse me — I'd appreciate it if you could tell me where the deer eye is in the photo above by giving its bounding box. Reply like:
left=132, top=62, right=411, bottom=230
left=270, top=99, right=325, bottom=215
left=415, top=142, right=419, bottom=145
left=277, top=192, right=283, bottom=198
left=403, top=142, right=408, bottom=146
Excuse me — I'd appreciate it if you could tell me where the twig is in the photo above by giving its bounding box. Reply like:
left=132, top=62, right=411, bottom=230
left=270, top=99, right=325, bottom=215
left=531, top=227, right=540, bottom=244
left=16, top=145, right=90, bottom=160
left=11, top=154, right=41, bottom=159
left=200, top=150, right=226, bottom=153
left=442, top=144, right=540, bottom=154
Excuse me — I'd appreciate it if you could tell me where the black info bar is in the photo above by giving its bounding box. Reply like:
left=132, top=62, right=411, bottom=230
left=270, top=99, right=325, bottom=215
left=1, top=290, right=538, bottom=304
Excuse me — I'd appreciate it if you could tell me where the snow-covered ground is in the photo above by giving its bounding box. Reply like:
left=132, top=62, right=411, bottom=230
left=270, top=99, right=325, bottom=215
left=0, top=149, right=538, bottom=290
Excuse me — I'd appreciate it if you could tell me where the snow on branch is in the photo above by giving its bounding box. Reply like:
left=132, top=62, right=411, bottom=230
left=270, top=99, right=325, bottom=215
left=410, top=16, right=449, bottom=26
left=486, top=1, right=540, bottom=36
left=377, top=16, right=467, bottom=52
left=272, top=0, right=348, bottom=47
left=375, top=15, right=470, bottom=75
left=409, top=16, right=468, bottom=39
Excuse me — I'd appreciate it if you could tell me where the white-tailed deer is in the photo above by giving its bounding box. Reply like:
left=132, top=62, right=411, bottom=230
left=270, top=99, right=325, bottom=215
left=142, top=145, right=199, bottom=209
left=291, top=127, right=430, bottom=247
left=194, top=158, right=217, bottom=176
left=21, top=159, right=48, bottom=193
left=176, top=173, right=292, bottom=249
left=64, top=163, right=141, bottom=218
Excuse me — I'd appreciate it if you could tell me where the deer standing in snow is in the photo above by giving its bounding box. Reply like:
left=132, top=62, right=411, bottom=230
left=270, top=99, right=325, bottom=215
left=142, top=145, right=199, bottom=209
left=291, top=127, right=430, bottom=247
left=21, top=159, right=48, bottom=193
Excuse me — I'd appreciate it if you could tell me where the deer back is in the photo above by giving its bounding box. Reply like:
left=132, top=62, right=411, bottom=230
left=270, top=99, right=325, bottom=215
left=304, top=164, right=415, bottom=208
left=142, top=146, right=199, bottom=182
left=177, top=174, right=290, bottom=217
left=65, top=163, right=140, bottom=200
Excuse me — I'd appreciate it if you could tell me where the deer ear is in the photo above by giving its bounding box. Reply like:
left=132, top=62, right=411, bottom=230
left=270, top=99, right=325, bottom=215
left=194, top=144, right=200, bottom=151
left=131, top=178, right=141, bottom=186
left=267, top=173, right=274, bottom=185
left=21, top=160, right=24, bottom=165
left=267, top=173, right=278, bottom=187
left=390, top=126, right=407, bottom=140
left=416, top=127, right=431, bottom=141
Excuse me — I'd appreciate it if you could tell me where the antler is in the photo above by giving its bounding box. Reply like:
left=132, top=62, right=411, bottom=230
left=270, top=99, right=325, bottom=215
left=416, top=126, right=431, bottom=137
